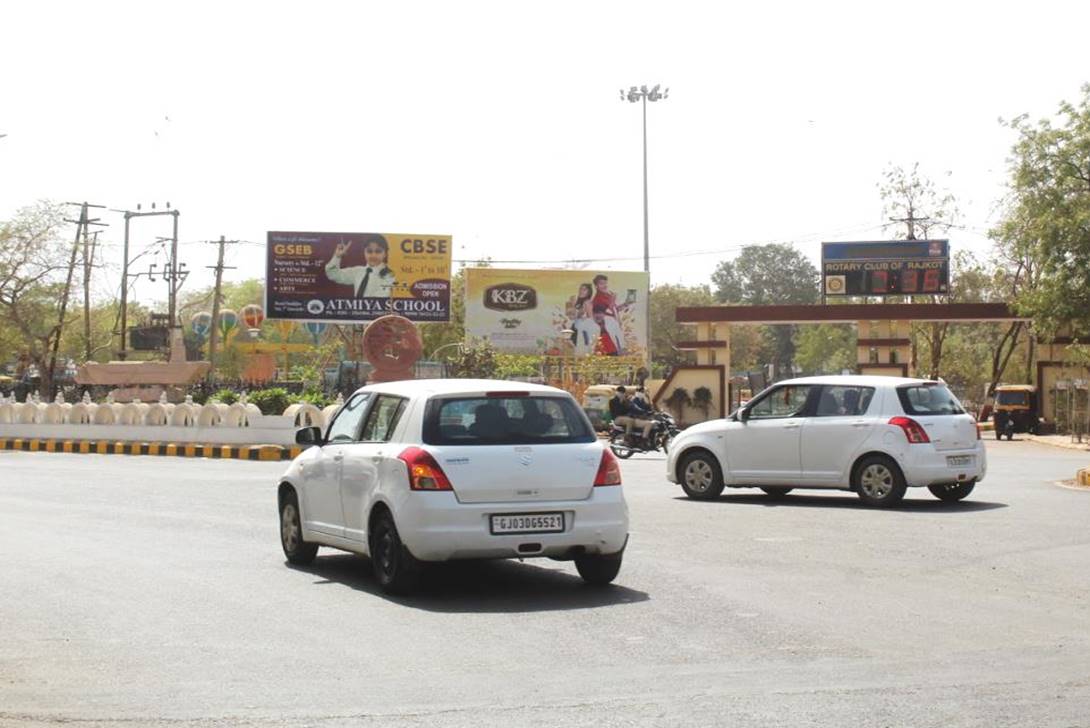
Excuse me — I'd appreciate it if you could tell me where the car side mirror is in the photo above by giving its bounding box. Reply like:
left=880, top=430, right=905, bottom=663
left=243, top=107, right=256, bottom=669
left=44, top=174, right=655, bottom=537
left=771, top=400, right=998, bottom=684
left=295, top=426, right=323, bottom=446
left=738, top=407, right=750, bottom=422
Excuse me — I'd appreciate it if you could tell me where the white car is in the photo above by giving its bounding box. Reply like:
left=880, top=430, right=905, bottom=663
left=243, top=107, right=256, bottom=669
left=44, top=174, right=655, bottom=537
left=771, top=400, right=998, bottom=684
left=277, top=379, right=629, bottom=593
left=666, top=375, right=985, bottom=507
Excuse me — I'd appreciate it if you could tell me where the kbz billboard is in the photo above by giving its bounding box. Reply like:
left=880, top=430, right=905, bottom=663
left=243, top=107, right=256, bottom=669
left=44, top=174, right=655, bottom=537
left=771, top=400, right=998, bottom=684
left=822, top=240, right=949, bottom=297
left=464, top=268, right=649, bottom=356
left=266, top=231, right=452, bottom=323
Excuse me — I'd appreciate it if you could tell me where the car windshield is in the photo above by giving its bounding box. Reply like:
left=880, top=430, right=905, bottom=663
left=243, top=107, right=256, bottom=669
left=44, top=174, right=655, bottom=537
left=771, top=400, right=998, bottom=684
left=896, top=383, right=966, bottom=416
left=423, top=395, right=596, bottom=445
left=996, top=390, right=1029, bottom=406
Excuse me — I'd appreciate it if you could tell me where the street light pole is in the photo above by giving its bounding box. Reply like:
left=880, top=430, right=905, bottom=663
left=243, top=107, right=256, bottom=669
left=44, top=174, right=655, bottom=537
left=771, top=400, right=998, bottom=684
left=621, top=84, right=668, bottom=274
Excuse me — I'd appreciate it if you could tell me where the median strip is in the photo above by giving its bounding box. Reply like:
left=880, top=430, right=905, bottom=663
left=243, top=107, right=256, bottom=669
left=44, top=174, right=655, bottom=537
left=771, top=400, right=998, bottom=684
left=0, top=438, right=303, bottom=461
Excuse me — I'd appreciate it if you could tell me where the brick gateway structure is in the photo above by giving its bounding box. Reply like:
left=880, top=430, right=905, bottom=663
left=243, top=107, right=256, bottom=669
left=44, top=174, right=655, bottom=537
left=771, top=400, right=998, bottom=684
left=654, top=302, right=1086, bottom=428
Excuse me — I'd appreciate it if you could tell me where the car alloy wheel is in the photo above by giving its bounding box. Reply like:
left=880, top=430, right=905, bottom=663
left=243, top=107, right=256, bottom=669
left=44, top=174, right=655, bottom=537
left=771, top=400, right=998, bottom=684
left=279, top=491, right=318, bottom=565
left=859, top=463, right=894, bottom=499
left=679, top=451, right=724, bottom=500
left=685, top=459, right=714, bottom=493
left=281, top=503, right=301, bottom=552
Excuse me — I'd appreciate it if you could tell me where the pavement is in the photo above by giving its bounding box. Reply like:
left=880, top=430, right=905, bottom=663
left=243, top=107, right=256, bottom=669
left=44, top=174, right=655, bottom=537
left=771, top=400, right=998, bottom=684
left=2, top=440, right=1090, bottom=727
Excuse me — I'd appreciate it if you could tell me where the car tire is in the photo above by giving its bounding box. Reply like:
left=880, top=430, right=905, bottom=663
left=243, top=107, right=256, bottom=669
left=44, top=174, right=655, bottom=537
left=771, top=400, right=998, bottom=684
left=853, top=455, right=907, bottom=507
left=679, top=450, right=725, bottom=500
left=280, top=489, right=319, bottom=565
left=928, top=481, right=975, bottom=502
left=575, top=549, right=623, bottom=586
left=760, top=486, right=793, bottom=498
left=369, top=510, right=422, bottom=595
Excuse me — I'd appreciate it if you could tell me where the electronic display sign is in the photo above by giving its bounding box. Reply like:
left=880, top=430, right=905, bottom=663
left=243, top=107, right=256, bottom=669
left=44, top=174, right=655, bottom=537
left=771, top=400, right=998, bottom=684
left=821, top=240, right=949, bottom=297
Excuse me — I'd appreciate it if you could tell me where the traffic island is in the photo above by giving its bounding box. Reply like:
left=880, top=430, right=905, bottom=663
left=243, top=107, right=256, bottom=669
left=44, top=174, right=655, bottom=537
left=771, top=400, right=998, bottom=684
left=0, top=438, right=302, bottom=461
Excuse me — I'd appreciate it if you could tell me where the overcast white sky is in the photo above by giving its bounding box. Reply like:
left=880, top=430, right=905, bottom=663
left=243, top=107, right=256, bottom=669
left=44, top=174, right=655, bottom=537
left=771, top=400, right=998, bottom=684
left=2, top=0, right=1088, bottom=310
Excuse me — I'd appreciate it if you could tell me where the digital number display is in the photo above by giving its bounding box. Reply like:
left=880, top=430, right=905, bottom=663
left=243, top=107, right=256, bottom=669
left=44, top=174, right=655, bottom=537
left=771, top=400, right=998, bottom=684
left=822, top=240, right=950, bottom=297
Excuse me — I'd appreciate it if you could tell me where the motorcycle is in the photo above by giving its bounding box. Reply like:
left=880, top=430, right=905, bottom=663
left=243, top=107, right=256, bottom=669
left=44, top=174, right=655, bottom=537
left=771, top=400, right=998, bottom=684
left=608, top=411, right=680, bottom=458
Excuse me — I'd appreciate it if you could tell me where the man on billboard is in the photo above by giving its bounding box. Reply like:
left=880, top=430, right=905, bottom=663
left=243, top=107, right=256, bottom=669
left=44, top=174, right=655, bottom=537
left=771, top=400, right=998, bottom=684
left=324, top=235, right=398, bottom=299
left=591, top=274, right=629, bottom=356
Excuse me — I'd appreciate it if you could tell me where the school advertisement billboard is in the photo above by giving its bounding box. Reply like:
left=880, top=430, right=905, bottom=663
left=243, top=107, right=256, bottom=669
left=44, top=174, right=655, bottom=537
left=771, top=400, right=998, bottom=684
left=265, top=231, right=452, bottom=323
left=464, top=268, right=649, bottom=356
left=821, top=239, right=949, bottom=297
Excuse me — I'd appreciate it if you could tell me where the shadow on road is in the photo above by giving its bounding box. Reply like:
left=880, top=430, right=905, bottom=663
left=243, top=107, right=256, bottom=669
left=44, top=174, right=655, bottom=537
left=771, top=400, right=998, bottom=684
left=673, top=492, right=1008, bottom=513
left=289, top=553, right=650, bottom=613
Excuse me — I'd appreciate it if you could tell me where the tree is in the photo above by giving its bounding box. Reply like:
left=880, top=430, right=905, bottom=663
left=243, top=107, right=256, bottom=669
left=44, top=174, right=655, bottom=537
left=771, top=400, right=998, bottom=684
left=647, top=283, right=716, bottom=375
left=711, top=243, right=818, bottom=377
left=994, top=85, right=1090, bottom=340
left=795, top=324, right=855, bottom=375
left=879, top=163, right=960, bottom=378
left=0, top=202, right=75, bottom=398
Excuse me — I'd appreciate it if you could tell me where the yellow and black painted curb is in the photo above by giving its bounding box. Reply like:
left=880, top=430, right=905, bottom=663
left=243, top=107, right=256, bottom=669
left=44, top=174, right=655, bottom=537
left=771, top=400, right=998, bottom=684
left=0, top=438, right=303, bottom=461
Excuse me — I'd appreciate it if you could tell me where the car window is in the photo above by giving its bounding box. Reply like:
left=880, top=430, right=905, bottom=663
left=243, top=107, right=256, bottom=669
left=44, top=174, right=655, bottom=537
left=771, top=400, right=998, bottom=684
left=747, top=385, right=812, bottom=420
left=814, top=386, right=875, bottom=417
left=360, top=395, right=407, bottom=442
left=423, top=395, right=595, bottom=445
left=324, top=393, right=371, bottom=443
left=897, top=383, right=965, bottom=416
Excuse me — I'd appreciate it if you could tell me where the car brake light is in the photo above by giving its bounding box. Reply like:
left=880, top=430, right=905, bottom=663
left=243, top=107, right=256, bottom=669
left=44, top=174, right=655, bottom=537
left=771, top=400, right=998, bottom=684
left=594, top=448, right=622, bottom=486
left=888, top=416, right=930, bottom=444
left=398, top=447, right=453, bottom=491
left=487, top=391, right=529, bottom=397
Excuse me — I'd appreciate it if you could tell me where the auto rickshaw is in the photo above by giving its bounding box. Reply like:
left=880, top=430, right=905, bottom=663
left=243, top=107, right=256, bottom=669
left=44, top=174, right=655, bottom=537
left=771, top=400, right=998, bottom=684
left=992, top=384, right=1039, bottom=440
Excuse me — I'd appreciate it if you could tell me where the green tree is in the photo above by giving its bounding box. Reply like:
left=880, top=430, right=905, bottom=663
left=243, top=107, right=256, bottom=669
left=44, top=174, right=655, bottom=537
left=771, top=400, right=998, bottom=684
left=0, top=202, right=74, bottom=397
left=647, top=282, right=716, bottom=374
left=993, top=85, right=1090, bottom=340
left=711, top=243, right=818, bottom=377
left=795, top=324, right=855, bottom=375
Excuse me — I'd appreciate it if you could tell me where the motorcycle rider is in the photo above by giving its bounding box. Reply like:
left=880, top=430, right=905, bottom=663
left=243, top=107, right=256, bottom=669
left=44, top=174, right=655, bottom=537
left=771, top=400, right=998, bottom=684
left=609, top=386, right=654, bottom=446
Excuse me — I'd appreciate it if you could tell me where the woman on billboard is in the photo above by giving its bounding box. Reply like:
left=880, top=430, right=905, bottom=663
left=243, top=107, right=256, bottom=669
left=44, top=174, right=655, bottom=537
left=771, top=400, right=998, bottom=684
left=568, top=283, right=599, bottom=356
left=324, top=235, right=398, bottom=300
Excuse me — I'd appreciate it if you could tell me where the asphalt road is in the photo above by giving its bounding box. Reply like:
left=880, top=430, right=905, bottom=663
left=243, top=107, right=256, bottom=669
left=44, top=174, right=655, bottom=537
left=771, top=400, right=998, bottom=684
left=2, top=440, right=1089, bottom=727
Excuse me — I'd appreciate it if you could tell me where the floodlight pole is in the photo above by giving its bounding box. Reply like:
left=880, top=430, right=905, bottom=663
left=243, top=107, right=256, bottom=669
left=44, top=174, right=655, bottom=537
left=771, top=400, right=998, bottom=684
left=622, top=84, right=668, bottom=274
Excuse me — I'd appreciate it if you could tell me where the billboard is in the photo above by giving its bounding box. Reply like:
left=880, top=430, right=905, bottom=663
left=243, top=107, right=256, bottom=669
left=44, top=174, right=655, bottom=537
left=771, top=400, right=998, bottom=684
left=822, top=240, right=949, bottom=297
left=465, top=268, right=649, bottom=356
left=266, top=231, right=452, bottom=323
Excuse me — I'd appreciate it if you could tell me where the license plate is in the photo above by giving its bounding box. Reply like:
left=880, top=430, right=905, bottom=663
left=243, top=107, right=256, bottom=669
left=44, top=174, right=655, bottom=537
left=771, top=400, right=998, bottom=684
left=490, top=512, right=565, bottom=535
left=947, top=455, right=973, bottom=467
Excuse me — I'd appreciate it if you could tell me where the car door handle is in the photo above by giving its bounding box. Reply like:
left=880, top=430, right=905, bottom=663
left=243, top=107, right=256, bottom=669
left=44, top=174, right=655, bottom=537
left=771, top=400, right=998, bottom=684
left=851, top=421, right=868, bottom=428
left=333, top=454, right=344, bottom=461
left=783, top=423, right=800, bottom=429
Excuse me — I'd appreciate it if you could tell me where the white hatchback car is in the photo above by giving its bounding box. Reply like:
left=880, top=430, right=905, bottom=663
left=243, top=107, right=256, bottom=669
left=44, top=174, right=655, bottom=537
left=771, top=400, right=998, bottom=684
left=666, top=376, right=985, bottom=507
left=277, top=379, right=629, bottom=593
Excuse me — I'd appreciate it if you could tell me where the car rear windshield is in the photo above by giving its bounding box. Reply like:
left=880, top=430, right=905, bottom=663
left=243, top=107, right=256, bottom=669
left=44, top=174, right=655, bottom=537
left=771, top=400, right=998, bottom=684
left=896, top=383, right=966, bottom=416
left=423, top=395, right=596, bottom=446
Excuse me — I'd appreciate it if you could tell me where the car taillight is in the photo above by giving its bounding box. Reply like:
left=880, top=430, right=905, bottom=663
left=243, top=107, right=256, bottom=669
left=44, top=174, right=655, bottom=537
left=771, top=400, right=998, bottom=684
left=889, top=416, right=930, bottom=444
left=398, top=447, right=453, bottom=491
left=594, top=448, right=622, bottom=486
left=976, top=423, right=982, bottom=440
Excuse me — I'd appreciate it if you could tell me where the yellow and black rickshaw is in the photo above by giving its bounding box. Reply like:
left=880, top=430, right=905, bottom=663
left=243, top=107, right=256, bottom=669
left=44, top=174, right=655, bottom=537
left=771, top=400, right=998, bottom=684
left=992, top=384, right=1038, bottom=440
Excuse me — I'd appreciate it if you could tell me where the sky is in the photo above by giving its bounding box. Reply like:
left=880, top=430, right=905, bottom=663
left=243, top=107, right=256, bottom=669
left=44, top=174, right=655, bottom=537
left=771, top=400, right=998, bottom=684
left=2, top=0, right=1088, bottom=312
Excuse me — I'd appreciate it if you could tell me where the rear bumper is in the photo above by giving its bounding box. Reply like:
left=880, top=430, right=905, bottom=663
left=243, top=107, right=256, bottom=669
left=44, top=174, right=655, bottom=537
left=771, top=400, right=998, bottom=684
left=392, top=487, right=629, bottom=562
left=900, top=445, right=987, bottom=487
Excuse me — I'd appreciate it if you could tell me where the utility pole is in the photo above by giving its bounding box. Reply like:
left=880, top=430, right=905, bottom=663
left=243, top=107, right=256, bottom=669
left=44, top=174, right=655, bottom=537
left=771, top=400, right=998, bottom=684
left=53, top=203, right=106, bottom=395
left=116, top=203, right=180, bottom=360
left=206, top=236, right=238, bottom=379
left=82, top=229, right=101, bottom=362
left=888, top=204, right=932, bottom=241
